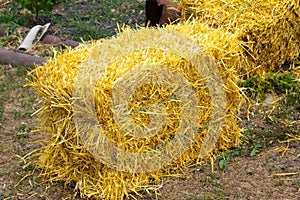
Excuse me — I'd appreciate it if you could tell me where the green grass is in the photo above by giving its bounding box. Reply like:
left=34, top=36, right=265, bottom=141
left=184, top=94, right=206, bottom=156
left=0, top=66, right=34, bottom=122
left=1, top=0, right=145, bottom=41
left=0, top=72, right=9, bottom=122
left=0, top=2, right=31, bottom=33
left=0, top=189, right=15, bottom=200
left=275, top=179, right=285, bottom=186
left=0, top=98, right=4, bottom=122
left=49, top=0, right=145, bottom=40
left=240, top=71, right=300, bottom=101
left=292, top=179, right=300, bottom=187
left=217, top=127, right=290, bottom=170
left=217, top=71, right=299, bottom=170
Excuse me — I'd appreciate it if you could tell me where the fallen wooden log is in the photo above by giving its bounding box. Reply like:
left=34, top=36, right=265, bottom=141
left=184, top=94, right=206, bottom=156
left=0, top=48, right=46, bottom=67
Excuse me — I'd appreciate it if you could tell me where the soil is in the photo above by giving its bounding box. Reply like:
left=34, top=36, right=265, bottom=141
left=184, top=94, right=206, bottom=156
left=0, top=1, right=299, bottom=200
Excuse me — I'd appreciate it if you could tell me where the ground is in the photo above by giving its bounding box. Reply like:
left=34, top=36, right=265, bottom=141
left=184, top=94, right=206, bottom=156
left=0, top=0, right=299, bottom=199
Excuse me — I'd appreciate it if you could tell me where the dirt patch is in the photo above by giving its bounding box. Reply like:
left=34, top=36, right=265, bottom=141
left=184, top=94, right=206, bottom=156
left=159, top=142, right=299, bottom=200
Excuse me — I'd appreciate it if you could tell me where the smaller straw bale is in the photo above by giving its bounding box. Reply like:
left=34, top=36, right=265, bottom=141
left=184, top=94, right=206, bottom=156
left=179, top=0, right=300, bottom=76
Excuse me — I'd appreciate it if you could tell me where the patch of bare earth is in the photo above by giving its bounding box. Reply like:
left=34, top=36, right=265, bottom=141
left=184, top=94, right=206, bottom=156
left=160, top=142, right=299, bottom=200
left=159, top=100, right=300, bottom=200
left=0, top=65, right=84, bottom=199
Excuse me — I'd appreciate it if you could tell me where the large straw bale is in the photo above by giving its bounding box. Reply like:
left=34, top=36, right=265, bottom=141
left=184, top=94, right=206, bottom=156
left=179, top=0, right=300, bottom=76
left=28, top=22, right=244, bottom=199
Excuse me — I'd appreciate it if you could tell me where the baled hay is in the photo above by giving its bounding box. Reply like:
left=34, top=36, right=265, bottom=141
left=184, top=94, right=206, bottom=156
left=179, top=0, right=300, bottom=76
left=28, top=23, right=243, bottom=199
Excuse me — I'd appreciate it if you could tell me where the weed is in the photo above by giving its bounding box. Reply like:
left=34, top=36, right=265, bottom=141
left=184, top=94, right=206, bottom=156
left=217, top=123, right=290, bottom=169
left=0, top=3, right=31, bottom=29
left=275, top=179, right=285, bottom=186
left=12, top=109, right=22, bottom=117
left=292, top=179, right=300, bottom=187
left=250, top=147, right=260, bottom=157
left=0, top=100, right=4, bottom=122
left=15, top=66, right=29, bottom=76
left=0, top=171, right=9, bottom=177
left=240, top=71, right=299, bottom=100
left=214, top=189, right=226, bottom=198
left=244, top=126, right=286, bottom=153
left=203, top=193, right=215, bottom=200
left=16, top=132, right=29, bottom=139
left=238, top=72, right=299, bottom=161
left=0, top=188, right=15, bottom=199
left=218, top=148, right=243, bottom=170
left=0, top=73, right=7, bottom=122
left=196, top=164, right=205, bottom=172
left=18, top=123, right=26, bottom=131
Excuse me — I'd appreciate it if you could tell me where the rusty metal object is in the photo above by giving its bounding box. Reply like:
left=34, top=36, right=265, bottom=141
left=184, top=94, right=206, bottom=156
left=145, top=0, right=181, bottom=26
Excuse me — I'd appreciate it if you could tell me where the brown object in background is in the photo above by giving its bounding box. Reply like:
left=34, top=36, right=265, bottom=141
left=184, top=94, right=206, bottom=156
left=145, top=0, right=181, bottom=27
left=158, top=0, right=181, bottom=25
left=145, top=0, right=163, bottom=26
left=0, top=48, right=46, bottom=67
